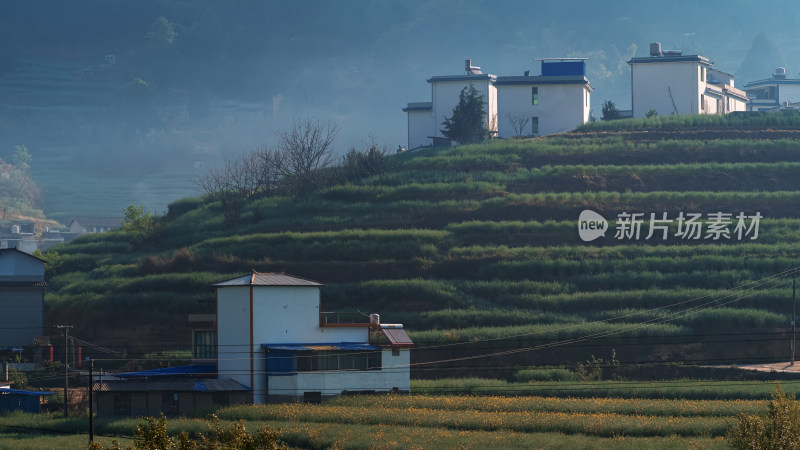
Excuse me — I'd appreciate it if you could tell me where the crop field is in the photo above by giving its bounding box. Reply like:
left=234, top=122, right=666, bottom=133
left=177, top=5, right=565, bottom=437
left=4, top=384, right=798, bottom=449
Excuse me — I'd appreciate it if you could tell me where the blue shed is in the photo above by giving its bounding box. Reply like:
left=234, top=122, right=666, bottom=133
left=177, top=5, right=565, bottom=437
left=0, top=388, right=56, bottom=414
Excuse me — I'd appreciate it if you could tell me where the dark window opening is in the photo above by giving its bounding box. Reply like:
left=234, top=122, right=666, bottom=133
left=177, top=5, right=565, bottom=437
left=162, top=393, right=179, bottom=416
left=193, top=330, right=217, bottom=359
left=113, top=393, right=131, bottom=416
left=296, top=350, right=381, bottom=372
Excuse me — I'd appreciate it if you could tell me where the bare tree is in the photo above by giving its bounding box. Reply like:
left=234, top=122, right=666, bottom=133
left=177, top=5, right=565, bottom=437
left=275, top=118, right=338, bottom=197
left=506, top=113, right=531, bottom=138
left=194, top=118, right=340, bottom=220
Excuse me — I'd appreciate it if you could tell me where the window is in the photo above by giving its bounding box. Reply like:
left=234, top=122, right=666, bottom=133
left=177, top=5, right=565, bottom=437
left=585, top=90, right=588, bottom=107
left=532, top=117, right=539, bottom=134
left=392, top=348, right=400, bottom=356
left=700, top=94, right=705, bottom=111
left=113, top=393, right=131, bottom=416
left=531, top=87, right=538, bottom=105
left=296, top=350, right=381, bottom=372
left=700, top=67, right=705, bottom=82
left=193, top=330, right=217, bottom=359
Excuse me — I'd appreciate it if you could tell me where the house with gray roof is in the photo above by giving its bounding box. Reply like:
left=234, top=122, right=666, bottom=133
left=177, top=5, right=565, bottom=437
left=0, top=249, right=45, bottom=348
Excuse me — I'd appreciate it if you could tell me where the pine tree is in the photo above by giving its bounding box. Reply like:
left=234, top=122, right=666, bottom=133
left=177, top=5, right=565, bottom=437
left=441, top=84, right=486, bottom=144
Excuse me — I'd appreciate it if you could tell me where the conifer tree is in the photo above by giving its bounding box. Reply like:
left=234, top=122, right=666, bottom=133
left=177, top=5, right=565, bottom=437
left=441, top=84, right=486, bottom=144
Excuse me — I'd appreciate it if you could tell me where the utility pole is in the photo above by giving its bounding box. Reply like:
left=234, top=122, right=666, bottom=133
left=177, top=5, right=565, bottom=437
left=793, top=278, right=797, bottom=366
left=88, top=358, right=94, bottom=444
left=54, top=325, right=73, bottom=417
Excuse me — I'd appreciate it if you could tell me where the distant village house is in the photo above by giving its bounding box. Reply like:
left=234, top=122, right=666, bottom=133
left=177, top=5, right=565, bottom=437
left=744, top=67, right=800, bottom=111
left=403, top=58, right=592, bottom=149
left=628, top=42, right=748, bottom=118
left=0, top=249, right=45, bottom=348
left=68, top=217, right=121, bottom=235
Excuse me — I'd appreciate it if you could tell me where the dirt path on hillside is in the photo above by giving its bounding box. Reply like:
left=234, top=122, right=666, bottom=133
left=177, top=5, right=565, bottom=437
left=725, top=362, right=800, bottom=374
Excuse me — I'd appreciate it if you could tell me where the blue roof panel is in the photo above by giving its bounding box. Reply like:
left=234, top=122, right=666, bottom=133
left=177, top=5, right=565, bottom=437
left=0, top=388, right=56, bottom=396
left=118, top=364, right=216, bottom=378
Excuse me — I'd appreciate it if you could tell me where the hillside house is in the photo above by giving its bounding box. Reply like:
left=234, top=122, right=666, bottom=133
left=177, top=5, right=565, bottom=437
left=68, top=217, right=121, bottom=235
left=743, top=67, right=800, bottom=111
left=403, top=58, right=592, bottom=149
left=495, top=59, right=592, bottom=138
left=0, top=249, right=45, bottom=347
left=628, top=42, right=748, bottom=118
left=215, top=272, right=412, bottom=403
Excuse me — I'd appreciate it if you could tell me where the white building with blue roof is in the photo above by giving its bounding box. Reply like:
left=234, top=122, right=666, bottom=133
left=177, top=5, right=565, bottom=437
left=214, top=272, right=412, bottom=403
left=403, top=58, right=592, bottom=149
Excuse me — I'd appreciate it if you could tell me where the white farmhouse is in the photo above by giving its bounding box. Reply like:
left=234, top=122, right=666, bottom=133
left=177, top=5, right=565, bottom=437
left=403, top=58, right=591, bottom=149
left=403, top=60, right=497, bottom=149
left=628, top=42, right=747, bottom=118
left=496, top=59, right=592, bottom=138
left=743, top=67, right=800, bottom=111
left=214, top=272, right=412, bottom=403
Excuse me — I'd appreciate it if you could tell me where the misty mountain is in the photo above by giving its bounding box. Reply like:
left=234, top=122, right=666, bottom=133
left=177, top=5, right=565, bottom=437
left=1, top=0, right=798, bottom=219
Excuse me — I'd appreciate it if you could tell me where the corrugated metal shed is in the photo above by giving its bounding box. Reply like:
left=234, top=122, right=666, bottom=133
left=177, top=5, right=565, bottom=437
left=212, top=272, right=323, bottom=287
left=0, top=388, right=56, bottom=414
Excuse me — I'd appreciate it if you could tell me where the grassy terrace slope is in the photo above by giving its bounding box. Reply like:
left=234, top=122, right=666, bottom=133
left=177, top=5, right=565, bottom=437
left=45, top=113, right=800, bottom=365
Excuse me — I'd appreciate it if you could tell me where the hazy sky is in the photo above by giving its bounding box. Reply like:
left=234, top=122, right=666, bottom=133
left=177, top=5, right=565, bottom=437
left=1, top=0, right=797, bottom=216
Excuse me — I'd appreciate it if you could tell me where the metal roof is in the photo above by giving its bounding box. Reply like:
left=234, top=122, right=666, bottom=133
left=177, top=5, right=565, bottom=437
left=0, top=281, right=47, bottom=288
left=744, top=78, right=800, bottom=88
left=262, top=343, right=381, bottom=351
left=212, top=272, right=322, bottom=287
left=68, top=217, right=123, bottom=228
left=403, top=102, right=432, bottom=112
left=427, top=74, right=497, bottom=83
left=94, top=378, right=250, bottom=392
left=494, top=75, right=591, bottom=87
left=117, top=364, right=216, bottom=378
left=381, top=328, right=414, bottom=347
left=0, top=388, right=56, bottom=396
left=628, top=55, right=713, bottom=66
left=0, top=248, right=45, bottom=263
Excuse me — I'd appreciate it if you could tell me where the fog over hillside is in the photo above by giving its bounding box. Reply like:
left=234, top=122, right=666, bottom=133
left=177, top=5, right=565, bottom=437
left=0, top=0, right=797, bottom=219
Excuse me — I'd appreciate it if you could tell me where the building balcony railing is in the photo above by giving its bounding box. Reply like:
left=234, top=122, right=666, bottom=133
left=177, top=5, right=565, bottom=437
left=319, top=311, right=371, bottom=327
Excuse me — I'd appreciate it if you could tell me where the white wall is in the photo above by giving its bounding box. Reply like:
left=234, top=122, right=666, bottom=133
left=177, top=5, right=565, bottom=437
left=631, top=61, right=703, bottom=117
left=497, top=83, right=590, bottom=138
left=217, top=286, right=252, bottom=395
left=407, top=110, right=433, bottom=149
left=268, top=349, right=411, bottom=398
left=431, top=79, right=496, bottom=142
left=779, top=84, right=800, bottom=103
left=729, top=96, right=747, bottom=112
left=218, top=284, right=370, bottom=403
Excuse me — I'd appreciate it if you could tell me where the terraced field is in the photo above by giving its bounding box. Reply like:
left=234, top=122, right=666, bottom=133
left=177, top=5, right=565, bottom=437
left=44, top=114, right=800, bottom=370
